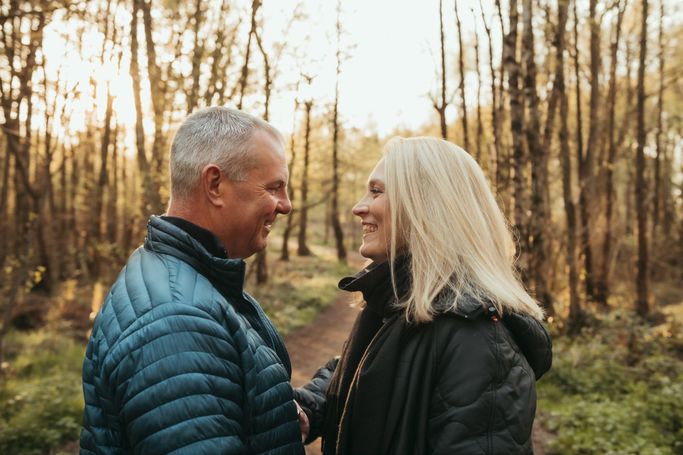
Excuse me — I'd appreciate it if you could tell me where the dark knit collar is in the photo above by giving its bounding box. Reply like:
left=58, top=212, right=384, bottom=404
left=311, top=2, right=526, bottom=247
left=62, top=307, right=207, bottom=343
left=144, top=215, right=245, bottom=296
left=338, top=255, right=411, bottom=318
left=161, top=215, right=228, bottom=259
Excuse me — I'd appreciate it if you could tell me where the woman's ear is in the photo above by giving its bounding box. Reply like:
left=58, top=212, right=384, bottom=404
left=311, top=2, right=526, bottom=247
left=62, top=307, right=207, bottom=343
left=201, top=164, right=225, bottom=207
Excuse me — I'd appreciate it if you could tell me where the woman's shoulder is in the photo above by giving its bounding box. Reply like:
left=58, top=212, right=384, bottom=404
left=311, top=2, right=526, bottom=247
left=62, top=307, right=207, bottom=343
left=427, top=294, right=552, bottom=380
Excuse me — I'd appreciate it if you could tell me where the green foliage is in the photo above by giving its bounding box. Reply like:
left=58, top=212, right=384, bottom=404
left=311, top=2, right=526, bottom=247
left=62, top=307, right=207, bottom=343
left=538, top=311, right=683, bottom=455
left=0, top=330, right=85, bottom=455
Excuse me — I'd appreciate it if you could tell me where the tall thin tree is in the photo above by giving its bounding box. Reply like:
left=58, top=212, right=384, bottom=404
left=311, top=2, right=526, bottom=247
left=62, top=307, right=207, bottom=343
left=479, top=0, right=502, bottom=189
left=635, top=0, right=650, bottom=317
left=504, top=0, right=529, bottom=276
left=130, top=0, right=162, bottom=217
left=597, top=0, right=627, bottom=305
left=523, top=0, right=553, bottom=314
left=297, top=86, right=313, bottom=257
left=454, top=0, right=469, bottom=150
left=557, top=0, right=583, bottom=333
left=330, top=0, right=347, bottom=261
left=573, top=1, right=595, bottom=301
left=432, top=0, right=449, bottom=139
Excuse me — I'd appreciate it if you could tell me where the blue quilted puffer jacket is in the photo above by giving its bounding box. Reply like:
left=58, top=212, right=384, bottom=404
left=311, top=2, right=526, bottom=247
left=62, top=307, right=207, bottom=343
left=80, top=216, right=304, bottom=455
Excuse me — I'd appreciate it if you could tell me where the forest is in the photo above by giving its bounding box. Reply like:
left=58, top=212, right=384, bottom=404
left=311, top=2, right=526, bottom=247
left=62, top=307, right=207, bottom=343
left=0, top=0, right=682, bottom=453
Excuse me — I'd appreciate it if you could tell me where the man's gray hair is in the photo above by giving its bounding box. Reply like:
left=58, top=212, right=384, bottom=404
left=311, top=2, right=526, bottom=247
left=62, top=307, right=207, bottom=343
left=170, top=106, right=284, bottom=199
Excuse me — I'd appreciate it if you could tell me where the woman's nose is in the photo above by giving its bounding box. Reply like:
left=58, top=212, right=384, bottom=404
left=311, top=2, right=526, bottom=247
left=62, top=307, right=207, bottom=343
left=352, top=198, right=369, bottom=216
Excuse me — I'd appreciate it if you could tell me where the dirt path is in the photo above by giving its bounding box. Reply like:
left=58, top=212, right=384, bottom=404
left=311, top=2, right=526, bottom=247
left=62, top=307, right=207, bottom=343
left=286, top=291, right=359, bottom=388
left=285, top=289, right=359, bottom=455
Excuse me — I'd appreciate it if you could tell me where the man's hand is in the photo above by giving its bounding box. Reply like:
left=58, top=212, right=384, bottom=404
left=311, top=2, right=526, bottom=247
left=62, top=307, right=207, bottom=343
left=295, top=400, right=310, bottom=443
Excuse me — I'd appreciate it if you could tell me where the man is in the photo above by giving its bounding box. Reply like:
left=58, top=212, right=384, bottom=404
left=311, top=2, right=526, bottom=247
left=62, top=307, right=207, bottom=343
left=80, top=107, right=305, bottom=454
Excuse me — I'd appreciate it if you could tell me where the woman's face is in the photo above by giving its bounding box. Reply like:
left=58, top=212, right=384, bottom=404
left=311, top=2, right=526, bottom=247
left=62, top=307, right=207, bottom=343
left=352, top=158, right=394, bottom=263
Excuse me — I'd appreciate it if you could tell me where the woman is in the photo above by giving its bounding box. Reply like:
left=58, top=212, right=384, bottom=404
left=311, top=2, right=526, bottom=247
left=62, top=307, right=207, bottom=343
left=296, top=137, right=552, bottom=455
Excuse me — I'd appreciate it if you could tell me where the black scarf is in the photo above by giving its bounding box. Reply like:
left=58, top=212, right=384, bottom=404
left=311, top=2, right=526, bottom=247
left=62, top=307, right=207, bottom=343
left=322, top=256, right=411, bottom=455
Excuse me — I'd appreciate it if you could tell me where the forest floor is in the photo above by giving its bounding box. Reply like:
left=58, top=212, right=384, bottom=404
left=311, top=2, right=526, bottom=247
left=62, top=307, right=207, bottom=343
left=3, top=245, right=679, bottom=454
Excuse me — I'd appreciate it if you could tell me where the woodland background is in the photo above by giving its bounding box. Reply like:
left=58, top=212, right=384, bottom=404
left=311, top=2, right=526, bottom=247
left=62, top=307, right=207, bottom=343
left=0, top=0, right=682, bottom=453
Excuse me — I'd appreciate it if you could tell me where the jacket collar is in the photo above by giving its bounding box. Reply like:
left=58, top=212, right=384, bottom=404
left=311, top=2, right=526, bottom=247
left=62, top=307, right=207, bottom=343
left=144, top=215, right=246, bottom=296
left=338, top=255, right=411, bottom=318
left=160, top=215, right=228, bottom=259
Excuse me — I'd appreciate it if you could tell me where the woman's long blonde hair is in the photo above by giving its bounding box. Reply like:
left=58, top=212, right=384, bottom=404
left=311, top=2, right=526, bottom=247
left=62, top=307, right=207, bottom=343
left=384, top=136, right=544, bottom=323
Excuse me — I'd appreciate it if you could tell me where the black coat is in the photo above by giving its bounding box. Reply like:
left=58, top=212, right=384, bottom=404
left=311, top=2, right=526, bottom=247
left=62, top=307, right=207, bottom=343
left=296, top=260, right=552, bottom=455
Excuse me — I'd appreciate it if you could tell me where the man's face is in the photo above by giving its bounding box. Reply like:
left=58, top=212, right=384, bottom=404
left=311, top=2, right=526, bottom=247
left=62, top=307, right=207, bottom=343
left=220, top=130, right=292, bottom=258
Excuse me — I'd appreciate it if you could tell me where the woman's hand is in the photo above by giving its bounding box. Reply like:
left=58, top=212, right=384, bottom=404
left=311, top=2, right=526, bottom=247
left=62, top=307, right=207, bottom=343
left=295, top=400, right=310, bottom=443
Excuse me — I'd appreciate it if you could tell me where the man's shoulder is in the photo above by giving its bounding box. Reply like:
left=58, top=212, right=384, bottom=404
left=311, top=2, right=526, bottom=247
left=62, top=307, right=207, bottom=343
left=95, top=247, right=229, bottom=340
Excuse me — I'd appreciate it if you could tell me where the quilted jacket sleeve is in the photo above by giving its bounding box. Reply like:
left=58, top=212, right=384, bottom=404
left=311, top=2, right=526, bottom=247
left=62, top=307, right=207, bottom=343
left=293, top=357, right=339, bottom=443
left=427, top=318, right=536, bottom=454
left=105, top=303, right=246, bottom=455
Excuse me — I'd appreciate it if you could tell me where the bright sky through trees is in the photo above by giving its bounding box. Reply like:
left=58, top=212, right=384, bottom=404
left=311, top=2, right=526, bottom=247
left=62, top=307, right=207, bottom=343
left=39, top=0, right=501, bottom=137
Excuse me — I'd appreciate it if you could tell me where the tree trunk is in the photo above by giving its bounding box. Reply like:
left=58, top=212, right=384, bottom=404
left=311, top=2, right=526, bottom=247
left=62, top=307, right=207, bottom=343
left=596, top=0, right=627, bottom=306
left=331, top=1, right=347, bottom=262
left=573, top=1, right=595, bottom=301
left=297, top=100, right=313, bottom=256
left=524, top=0, right=553, bottom=314
left=186, top=0, right=204, bottom=114
left=504, top=0, right=529, bottom=277
left=652, top=0, right=664, bottom=237
left=623, top=38, right=635, bottom=237
left=557, top=0, right=583, bottom=333
left=204, top=0, right=233, bottom=106
left=281, top=98, right=299, bottom=261
left=131, top=0, right=162, bottom=218
left=0, top=137, right=10, bottom=268
left=432, top=0, right=448, bottom=140
left=108, top=123, right=120, bottom=245
left=473, top=8, right=483, bottom=165
left=479, top=2, right=501, bottom=185
left=635, top=0, right=649, bottom=317
left=93, top=85, right=114, bottom=242
left=454, top=0, right=469, bottom=150
left=254, top=25, right=273, bottom=284
left=580, top=0, right=601, bottom=302
left=237, top=0, right=261, bottom=110
left=140, top=0, right=167, bottom=208
left=495, top=0, right=510, bottom=206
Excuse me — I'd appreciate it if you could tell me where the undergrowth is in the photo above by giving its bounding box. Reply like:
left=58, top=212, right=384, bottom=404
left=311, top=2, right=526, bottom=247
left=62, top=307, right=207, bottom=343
left=538, top=309, right=683, bottom=454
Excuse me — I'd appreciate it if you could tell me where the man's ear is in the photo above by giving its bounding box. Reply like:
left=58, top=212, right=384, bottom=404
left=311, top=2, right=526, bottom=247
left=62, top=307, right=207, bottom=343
left=201, top=164, right=226, bottom=207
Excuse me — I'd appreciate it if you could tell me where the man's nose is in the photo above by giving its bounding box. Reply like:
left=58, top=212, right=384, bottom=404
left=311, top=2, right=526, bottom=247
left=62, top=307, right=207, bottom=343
left=278, top=194, right=293, bottom=215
